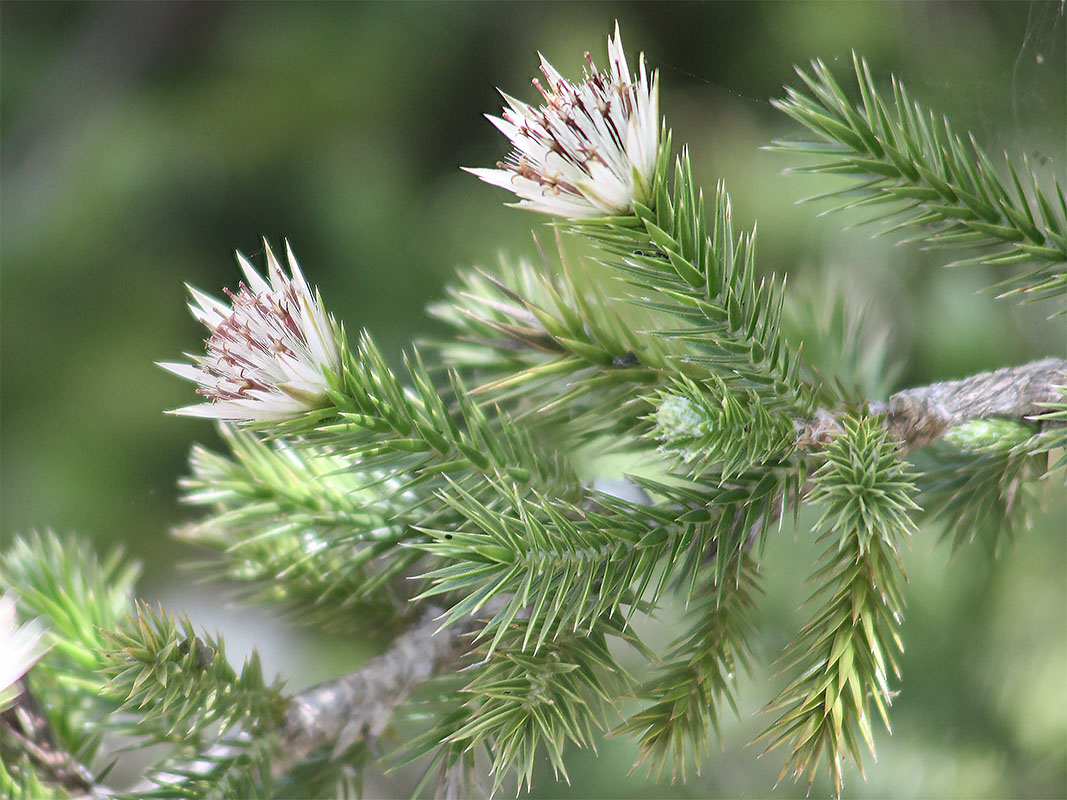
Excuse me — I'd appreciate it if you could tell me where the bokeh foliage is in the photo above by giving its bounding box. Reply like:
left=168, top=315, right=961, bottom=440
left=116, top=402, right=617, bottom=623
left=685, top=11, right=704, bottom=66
left=2, top=3, right=1064, bottom=797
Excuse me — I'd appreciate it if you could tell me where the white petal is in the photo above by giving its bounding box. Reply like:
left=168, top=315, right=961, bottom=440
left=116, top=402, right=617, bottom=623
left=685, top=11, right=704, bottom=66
left=263, top=239, right=289, bottom=290
left=236, top=252, right=272, bottom=295
left=475, top=24, right=661, bottom=219
left=186, top=285, right=230, bottom=328
left=165, top=243, right=340, bottom=423
left=464, top=167, right=524, bottom=191
left=284, top=240, right=312, bottom=297
left=498, top=92, right=532, bottom=118
left=157, top=361, right=205, bottom=382
left=486, top=113, right=521, bottom=142
left=537, top=53, right=566, bottom=91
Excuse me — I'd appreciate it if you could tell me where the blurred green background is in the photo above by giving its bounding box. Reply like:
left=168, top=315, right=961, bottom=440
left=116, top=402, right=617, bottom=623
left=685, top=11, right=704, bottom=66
left=2, top=2, right=1064, bottom=797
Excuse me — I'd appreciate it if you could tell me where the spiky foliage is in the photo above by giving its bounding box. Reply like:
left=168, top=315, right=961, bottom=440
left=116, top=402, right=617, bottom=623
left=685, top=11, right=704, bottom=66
left=1, top=532, right=138, bottom=679
left=450, top=631, right=623, bottom=795
left=179, top=426, right=428, bottom=634
left=322, top=331, right=583, bottom=497
left=563, top=160, right=819, bottom=574
left=759, top=416, right=918, bottom=795
left=426, top=251, right=682, bottom=435
left=5, top=28, right=1063, bottom=800
left=129, top=734, right=278, bottom=800
left=576, top=157, right=815, bottom=416
left=416, top=478, right=676, bottom=655
left=651, top=375, right=797, bottom=480
left=397, top=619, right=630, bottom=797
left=378, top=157, right=818, bottom=728
left=773, top=53, right=1067, bottom=304
left=447, top=141, right=818, bottom=437
left=617, top=559, right=759, bottom=781
left=99, top=603, right=286, bottom=800
left=514, top=141, right=819, bottom=580
left=616, top=461, right=806, bottom=590
left=0, top=533, right=297, bottom=800
left=1032, top=385, right=1067, bottom=473
left=100, top=603, right=286, bottom=746
left=0, top=532, right=139, bottom=769
left=920, top=413, right=1063, bottom=553
left=270, top=742, right=370, bottom=800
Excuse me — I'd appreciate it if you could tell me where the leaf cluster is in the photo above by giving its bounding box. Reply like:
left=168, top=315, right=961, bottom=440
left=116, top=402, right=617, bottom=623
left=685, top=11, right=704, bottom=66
left=617, top=559, right=759, bottom=782
left=398, top=620, right=629, bottom=797
left=127, top=735, right=279, bottom=800
left=416, top=480, right=662, bottom=656
left=758, top=416, right=918, bottom=795
left=324, top=331, right=580, bottom=496
left=650, top=375, right=797, bottom=480
left=0, top=532, right=140, bottom=768
left=920, top=410, right=1064, bottom=553
left=773, top=53, right=1067, bottom=304
left=426, top=252, right=677, bottom=436
left=575, top=155, right=815, bottom=415
left=100, top=602, right=287, bottom=746
left=179, top=426, right=427, bottom=634
left=97, top=603, right=289, bottom=800
left=0, top=531, right=297, bottom=800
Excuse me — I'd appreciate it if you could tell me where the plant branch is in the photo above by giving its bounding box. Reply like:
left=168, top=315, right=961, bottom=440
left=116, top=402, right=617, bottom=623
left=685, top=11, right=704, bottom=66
left=271, top=604, right=476, bottom=779
left=131, top=605, right=480, bottom=793
left=797, top=357, right=1067, bottom=453
left=1, top=679, right=104, bottom=798
left=772, top=54, right=1067, bottom=303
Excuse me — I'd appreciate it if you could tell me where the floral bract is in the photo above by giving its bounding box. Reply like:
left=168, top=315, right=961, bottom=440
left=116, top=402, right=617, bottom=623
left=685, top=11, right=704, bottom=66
left=161, top=241, right=341, bottom=422
left=468, top=23, right=660, bottom=218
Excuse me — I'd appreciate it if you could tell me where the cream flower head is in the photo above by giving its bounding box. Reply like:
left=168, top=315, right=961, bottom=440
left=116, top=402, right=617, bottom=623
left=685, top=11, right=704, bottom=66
left=468, top=23, right=660, bottom=218
left=161, top=241, right=341, bottom=422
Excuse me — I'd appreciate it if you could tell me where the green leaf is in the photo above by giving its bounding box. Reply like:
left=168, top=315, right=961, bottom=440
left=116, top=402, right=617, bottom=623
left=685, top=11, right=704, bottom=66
left=758, top=416, right=917, bottom=797
left=774, top=54, right=1066, bottom=305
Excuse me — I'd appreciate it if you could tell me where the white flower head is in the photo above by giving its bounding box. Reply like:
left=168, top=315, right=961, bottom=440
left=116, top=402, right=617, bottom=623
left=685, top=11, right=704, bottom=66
left=467, top=22, right=660, bottom=218
left=161, top=241, right=342, bottom=422
left=0, top=592, right=48, bottom=709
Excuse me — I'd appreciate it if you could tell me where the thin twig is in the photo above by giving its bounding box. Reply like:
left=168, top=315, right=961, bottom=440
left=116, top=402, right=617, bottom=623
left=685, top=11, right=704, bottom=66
left=797, top=357, right=1067, bottom=453
left=271, top=604, right=478, bottom=779
left=0, top=679, right=106, bottom=798
left=119, top=605, right=480, bottom=794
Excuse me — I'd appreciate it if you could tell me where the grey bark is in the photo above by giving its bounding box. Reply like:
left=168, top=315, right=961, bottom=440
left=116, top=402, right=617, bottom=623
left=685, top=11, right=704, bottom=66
left=798, top=357, right=1066, bottom=453
left=271, top=605, right=475, bottom=779
left=0, top=679, right=105, bottom=798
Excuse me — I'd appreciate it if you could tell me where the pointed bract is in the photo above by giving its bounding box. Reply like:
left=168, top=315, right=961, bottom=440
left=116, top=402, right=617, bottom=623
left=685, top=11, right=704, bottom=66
left=468, top=23, right=660, bottom=218
left=161, top=241, right=342, bottom=422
